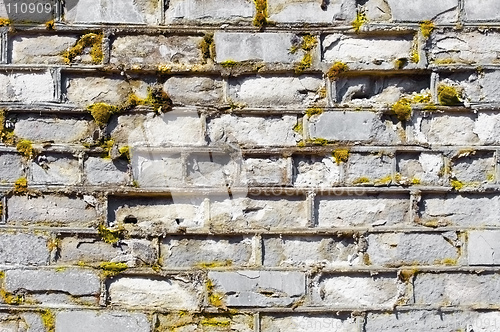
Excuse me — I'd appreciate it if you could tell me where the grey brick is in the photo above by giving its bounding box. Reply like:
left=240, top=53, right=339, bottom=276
left=384, top=0, right=458, bottom=22
left=108, top=276, right=201, bottom=309
left=163, top=76, right=224, bottom=106
left=130, top=151, right=184, bottom=188
left=464, top=0, right=500, bottom=21
left=416, top=113, right=479, bottom=145
left=0, top=153, right=24, bottom=183
left=311, top=274, right=400, bottom=308
left=156, top=312, right=254, bottom=332
left=11, top=34, right=78, bottom=64
left=268, top=0, right=356, bottom=23
left=30, top=154, right=80, bottom=186
left=396, top=152, right=444, bottom=185
left=293, top=155, right=341, bottom=187
left=451, top=151, right=495, bottom=183
left=64, top=0, right=159, bottom=24
left=207, top=271, right=305, bottom=307
left=7, top=195, right=99, bottom=224
left=263, top=236, right=358, bottom=267
left=165, top=0, right=254, bottom=24
left=0, top=71, right=55, bottom=103
left=214, top=32, right=302, bottom=64
left=162, top=236, right=254, bottom=268
left=345, top=153, right=394, bottom=184
left=440, top=71, right=500, bottom=105
left=55, top=311, right=151, bottom=332
left=242, top=157, right=289, bottom=186
left=84, top=157, right=129, bottom=186
left=316, top=194, right=410, bottom=228
left=261, top=314, right=360, bottom=332
left=468, top=230, right=500, bottom=265
left=414, top=273, right=500, bottom=306
left=366, top=233, right=459, bottom=266
left=0, top=233, right=50, bottom=266
left=186, top=152, right=239, bottom=187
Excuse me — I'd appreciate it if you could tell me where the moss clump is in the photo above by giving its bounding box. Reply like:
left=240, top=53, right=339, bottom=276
left=352, top=11, right=367, bottom=32
left=420, top=20, right=435, bottom=39
left=253, top=0, right=268, bottom=29
left=310, top=138, right=329, bottom=146
left=62, top=32, right=103, bottom=64
left=327, top=62, right=348, bottom=81
left=45, top=20, right=55, bottom=30
left=13, top=177, right=28, bottom=195
left=126, top=86, right=172, bottom=114
left=392, top=98, right=412, bottom=121
left=295, top=53, right=312, bottom=74
left=412, top=92, right=432, bottom=104
left=201, top=317, right=231, bottom=328
left=41, top=310, right=55, bottom=332
left=399, top=269, right=417, bottom=282
left=0, top=18, right=10, bottom=27
left=394, top=58, right=408, bottom=70
left=333, top=149, right=349, bottom=165
left=16, top=139, right=35, bottom=159
left=99, top=262, right=128, bottom=277
left=0, top=289, right=23, bottom=305
left=293, top=121, right=303, bottom=134
left=97, top=224, right=122, bottom=244
left=437, top=84, right=461, bottom=106
left=353, top=177, right=370, bottom=184
left=411, top=177, right=421, bottom=185
left=118, top=146, right=130, bottom=162
left=451, top=179, right=463, bottom=191
left=220, top=60, right=237, bottom=68
left=87, top=103, right=119, bottom=127
left=206, top=279, right=226, bottom=308
left=305, top=107, right=323, bottom=118
left=410, top=41, right=419, bottom=63
left=200, top=33, right=215, bottom=62
left=197, top=260, right=232, bottom=269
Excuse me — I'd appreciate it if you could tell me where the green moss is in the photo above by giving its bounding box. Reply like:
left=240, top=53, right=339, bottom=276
left=420, top=20, right=435, bottom=39
left=253, top=0, right=268, bottom=29
left=126, top=86, right=172, bottom=114
left=13, top=177, right=28, bottom=195
left=62, top=33, right=103, bottom=64
left=16, top=139, right=35, bottom=159
left=197, top=260, right=232, bottom=269
left=327, top=62, right=348, bottom=81
left=118, top=146, right=130, bottom=162
left=99, top=262, right=128, bottom=277
left=305, top=107, right=323, bottom=118
left=87, top=103, right=119, bottom=127
left=353, top=177, right=370, bottom=184
left=200, top=33, right=215, bottom=61
left=97, top=224, right=122, bottom=244
left=437, top=84, right=461, bottom=106
left=332, top=149, right=349, bottom=165
left=392, top=98, right=412, bottom=121
left=352, top=11, right=367, bottom=32
left=220, top=60, right=238, bottom=68
left=451, top=179, right=463, bottom=191
left=200, top=317, right=231, bottom=328
left=41, top=309, right=55, bottom=332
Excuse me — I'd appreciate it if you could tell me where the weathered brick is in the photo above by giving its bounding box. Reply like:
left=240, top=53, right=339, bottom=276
left=323, top=35, right=413, bottom=70
left=208, top=114, right=300, bottom=147
left=64, top=0, right=159, bottom=24
left=4, top=268, right=100, bottom=297
left=261, top=314, right=360, bottom=332
left=214, top=32, right=303, bottom=63
left=316, top=194, right=410, bottom=227
left=186, top=152, right=239, bottom=187
left=84, top=157, right=129, bottom=186
left=439, top=71, right=500, bottom=105
left=344, top=153, right=393, bottom=185
left=311, top=274, right=400, bottom=308
left=0, top=232, right=50, bottom=266
left=7, top=195, right=99, bottom=225
left=463, top=0, right=500, bottom=21
left=263, top=236, right=358, bottom=267
left=110, top=35, right=203, bottom=66
left=14, top=114, right=96, bottom=144
left=268, top=0, right=356, bottom=23
left=0, top=153, right=24, bottom=183
left=0, top=312, right=45, bottom=332
left=396, top=152, right=444, bottom=185
left=475, top=112, right=500, bottom=144
left=131, top=151, right=184, bottom=188
left=228, top=76, right=326, bottom=108
left=156, top=312, right=254, bottom=332
left=366, top=233, right=460, bottom=266
left=108, top=276, right=201, bottom=309
left=207, top=271, right=305, bottom=307
left=58, top=237, right=157, bottom=266
left=293, top=155, right=341, bottom=187
left=418, top=193, right=500, bottom=227
left=307, top=111, right=401, bottom=144
left=162, top=236, right=254, bottom=268
left=10, top=34, right=78, bottom=64
left=451, top=151, right=495, bottom=184
left=414, top=273, right=500, bottom=306
left=365, top=0, right=459, bottom=22
left=0, top=71, right=55, bottom=103
left=163, top=76, right=224, bottom=106
left=30, top=154, right=80, bottom=186
left=165, top=0, right=254, bottom=24
left=365, top=310, right=500, bottom=332
left=241, top=157, right=289, bottom=186
left=56, top=310, right=151, bottom=332
left=468, top=230, right=500, bottom=265
left=414, top=113, right=479, bottom=145
left=209, top=195, right=309, bottom=230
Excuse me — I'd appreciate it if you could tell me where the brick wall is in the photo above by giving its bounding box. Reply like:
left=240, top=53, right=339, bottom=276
left=1, top=0, right=500, bottom=331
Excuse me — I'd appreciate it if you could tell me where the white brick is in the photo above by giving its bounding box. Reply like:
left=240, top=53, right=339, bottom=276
left=65, top=0, right=158, bottom=24
left=163, top=76, right=224, bottom=106
left=165, top=0, right=254, bottom=24
left=385, top=0, right=458, bottom=22
left=11, top=35, right=78, bottom=64
left=30, top=155, right=80, bottom=185
left=468, top=231, right=500, bottom=265
left=0, top=233, right=50, bottom=266
left=464, top=0, right=500, bottom=21
left=131, top=151, right=184, bottom=188
left=0, top=71, right=55, bottom=103
left=261, top=314, right=360, bottom=332
left=56, top=311, right=151, bottom=332
left=241, top=157, right=289, bottom=186
left=14, top=115, right=95, bottom=143
left=268, top=0, right=356, bottom=23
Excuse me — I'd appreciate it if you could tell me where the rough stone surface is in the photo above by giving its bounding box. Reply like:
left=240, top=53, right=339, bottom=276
left=344, top=153, right=393, bottom=184
left=268, top=0, right=356, bottom=23
left=30, top=154, right=80, bottom=185
left=84, top=156, right=129, bottom=186
left=468, top=231, right=500, bottom=265
left=451, top=152, right=495, bottom=183
left=396, top=152, right=444, bottom=185
left=293, top=155, right=341, bottom=187
left=55, top=311, right=151, bottom=332
left=131, top=151, right=184, bottom=188
left=0, top=233, right=50, bottom=266
left=261, top=314, right=360, bottom=332
left=416, top=113, right=479, bottom=145
left=0, top=71, right=55, bottom=102
left=0, top=153, right=24, bottom=183
left=14, top=115, right=95, bottom=143
left=208, top=271, right=305, bottom=307
left=463, top=0, right=500, bottom=21
left=384, top=0, right=458, bottom=22
left=165, top=0, right=254, bottom=24
left=241, top=157, right=289, bottom=186
left=163, top=76, right=224, bottom=106
left=64, top=0, right=159, bottom=24
left=11, top=35, right=78, bottom=64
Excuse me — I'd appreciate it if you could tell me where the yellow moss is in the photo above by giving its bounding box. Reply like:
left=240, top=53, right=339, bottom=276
left=55, top=266, right=67, bottom=272
left=410, top=41, right=419, bottom=63
left=411, top=92, right=432, bottom=104
left=0, top=18, right=10, bottom=27
left=451, top=179, right=463, bottom=191
left=200, top=33, right=215, bottom=61
left=118, top=146, right=130, bottom=162
left=411, top=177, right=421, bottom=185
left=310, top=138, right=329, bottom=146
left=293, top=121, right=303, bottom=134
left=399, top=269, right=417, bottom=282
left=437, top=84, right=461, bottom=106
left=157, top=64, right=172, bottom=74
left=327, top=61, right=348, bottom=81
left=423, top=104, right=438, bottom=111
left=198, top=260, right=233, bottom=269
left=420, top=20, right=435, bottom=39
left=47, top=238, right=60, bottom=251
left=487, top=173, right=496, bottom=182
left=45, top=20, right=55, bottom=30
left=295, top=53, right=312, bottom=74
left=440, top=258, right=457, bottom=265
left=128, top=86, right=172, bottom=114
left=40, top=310, right=55, bottom=332
left=253, top=0, right=268, bottom=28
left=220, top=60, right=238, bottom=68
left=87, top=103, right=119, bottom=127
left=62, top=33, right=103, bottom=64
left=99, top=262, right=128, bottom=277
left=297, top=141, right=306, bottom=148
left=13, top=177, right=28, bottom=195
left=394, top=58, right=408, bottom=70
left=376, top=175, right=393, bottom=185
left=352, top=11, right=367, bottom=32
left=305, top=107, right=323, bottom=117
left=332, top=149, right=349, bottom=165
left=301, top=35, right=317, bottom=52
left=97, top=224, right=122, bottom=244
left=16, top=139, right=35, bottom=159
left=200, top=317, right=231, bottom=328
left=0, top=289, right=23, bottom=305
left=206, top=279, right=226, bottom=308
left=392, top=98, right=412, bottom=121
left=363, top=253, right=371, bottom=265
left=353, top=177, right=370, bottom=184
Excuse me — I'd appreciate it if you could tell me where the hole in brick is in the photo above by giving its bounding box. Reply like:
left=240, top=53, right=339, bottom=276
left=123, top=215, right=138, bottom=224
